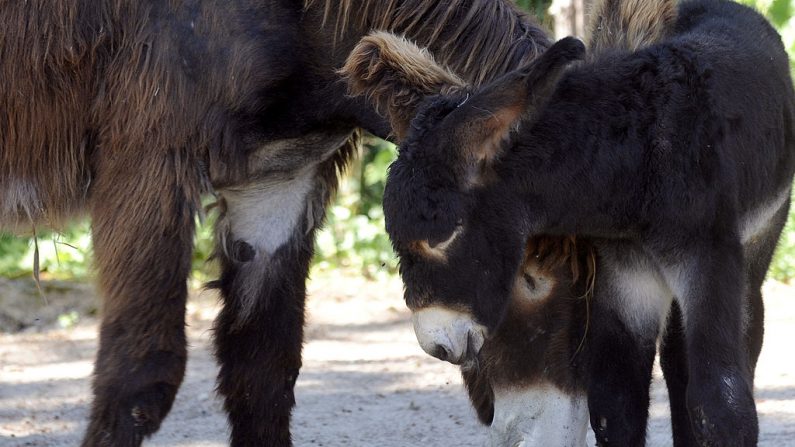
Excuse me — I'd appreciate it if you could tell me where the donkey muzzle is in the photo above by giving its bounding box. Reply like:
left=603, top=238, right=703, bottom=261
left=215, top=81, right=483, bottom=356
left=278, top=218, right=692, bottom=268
left=411, top=306, right=486, bottom=365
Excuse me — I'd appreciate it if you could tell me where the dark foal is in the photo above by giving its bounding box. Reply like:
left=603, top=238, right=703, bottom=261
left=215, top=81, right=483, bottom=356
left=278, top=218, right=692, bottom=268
left=462, top=235, right=713, bottom=446
left=1, top=1, right=552, bottom=445
left=345, top=0, right=794, bottom=445
left=461, top=236, right=595, bottom=446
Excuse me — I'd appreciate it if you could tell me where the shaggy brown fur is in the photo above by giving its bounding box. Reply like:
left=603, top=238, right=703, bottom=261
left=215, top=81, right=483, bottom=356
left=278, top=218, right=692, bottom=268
left=587, top=0, right=678, bottom=55
left=2, top=1, right=554, bottom=446
left=307, top=0, right=550, bottom=86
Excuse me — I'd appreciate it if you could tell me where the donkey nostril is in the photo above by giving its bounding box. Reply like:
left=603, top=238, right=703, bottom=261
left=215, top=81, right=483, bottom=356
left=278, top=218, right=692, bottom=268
left=431, top=344, right=452, bottom=362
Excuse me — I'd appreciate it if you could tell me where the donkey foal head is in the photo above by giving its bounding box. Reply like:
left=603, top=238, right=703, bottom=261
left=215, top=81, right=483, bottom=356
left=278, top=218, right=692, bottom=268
left=341, top=31, right=585, bottom=348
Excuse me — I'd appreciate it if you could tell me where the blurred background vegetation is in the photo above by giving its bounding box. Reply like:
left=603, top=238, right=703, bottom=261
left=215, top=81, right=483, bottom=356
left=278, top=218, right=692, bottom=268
left=1, top=0, right=794, bottom=285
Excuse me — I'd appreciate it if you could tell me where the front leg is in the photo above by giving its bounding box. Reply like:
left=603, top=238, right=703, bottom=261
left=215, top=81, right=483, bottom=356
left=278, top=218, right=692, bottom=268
left=212, top=166, right=332, bottom=446
left=586, top=243, right=671, bottom=446
left=83, top=150, right=200, bottom=447
left=660, top=303, right=699, bottom=447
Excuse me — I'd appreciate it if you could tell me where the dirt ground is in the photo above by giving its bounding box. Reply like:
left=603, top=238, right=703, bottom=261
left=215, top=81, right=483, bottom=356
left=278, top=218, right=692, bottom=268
left=1, top=276, right=794, bottom=446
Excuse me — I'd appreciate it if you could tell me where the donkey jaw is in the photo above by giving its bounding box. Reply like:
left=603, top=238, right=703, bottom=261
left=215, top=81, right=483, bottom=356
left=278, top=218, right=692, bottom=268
left=411, top=306, right=486, bottom=365
left=489, top=384, right=589, bottom=447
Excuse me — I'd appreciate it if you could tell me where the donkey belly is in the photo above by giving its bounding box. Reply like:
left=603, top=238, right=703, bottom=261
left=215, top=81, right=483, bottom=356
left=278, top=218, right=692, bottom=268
left=0, top=129, right=92, bottom=232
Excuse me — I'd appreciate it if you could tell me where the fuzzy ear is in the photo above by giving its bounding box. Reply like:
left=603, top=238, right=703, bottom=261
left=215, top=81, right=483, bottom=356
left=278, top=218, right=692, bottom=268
left=341, top=31, right=467, bottom=140
left=441, top=37, right=585, bottom=179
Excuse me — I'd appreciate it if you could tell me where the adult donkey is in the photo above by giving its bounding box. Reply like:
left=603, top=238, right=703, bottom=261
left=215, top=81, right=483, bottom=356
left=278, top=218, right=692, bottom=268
left=345, top=0, right=795, bottom=445
left=0, top=1, right=551, bottom=445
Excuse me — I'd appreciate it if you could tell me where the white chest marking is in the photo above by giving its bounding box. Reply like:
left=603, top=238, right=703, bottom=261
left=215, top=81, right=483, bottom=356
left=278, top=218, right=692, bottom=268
left=489, top=384, right=589, bottom=447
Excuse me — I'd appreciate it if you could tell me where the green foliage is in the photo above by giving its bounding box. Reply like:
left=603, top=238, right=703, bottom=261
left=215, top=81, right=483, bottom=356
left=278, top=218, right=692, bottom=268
left=0, top=222, right=92, bottom=280
left=515, top=0, right=555, bottom=24
left=192, top=208, right=218, bottom=286
left=0, top=213, right=217, bottom=285
left=312, top=137, right=398, bottom=279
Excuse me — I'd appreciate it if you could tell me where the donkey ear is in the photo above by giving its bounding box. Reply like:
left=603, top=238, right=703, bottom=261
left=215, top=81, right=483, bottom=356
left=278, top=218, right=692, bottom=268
left=441, top=37, right=585, bottom=175
left=341, top=31, right=467, bottom=140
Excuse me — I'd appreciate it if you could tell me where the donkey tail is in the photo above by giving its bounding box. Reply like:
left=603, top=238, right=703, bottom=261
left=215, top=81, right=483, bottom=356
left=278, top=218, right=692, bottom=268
left=586, top=0, right=678, bottom=54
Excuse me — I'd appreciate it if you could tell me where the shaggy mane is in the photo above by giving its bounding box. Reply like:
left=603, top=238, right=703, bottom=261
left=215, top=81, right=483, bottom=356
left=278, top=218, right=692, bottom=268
left=587, top=0, right=678, bottom=55
left=305, top=0, right=551, bottom=86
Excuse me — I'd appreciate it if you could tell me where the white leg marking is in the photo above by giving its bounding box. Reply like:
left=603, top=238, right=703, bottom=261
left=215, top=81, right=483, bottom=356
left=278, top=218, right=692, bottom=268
left=489, top=384, right=589, bottom=447
left=221, top=167, right=317, bottom=258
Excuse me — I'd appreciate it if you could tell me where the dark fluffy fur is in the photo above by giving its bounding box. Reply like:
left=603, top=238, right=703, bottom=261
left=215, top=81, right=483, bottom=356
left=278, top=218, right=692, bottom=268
left=0, top=1, right=550, bottom=446
left=354, top=0, right=794, bottom=445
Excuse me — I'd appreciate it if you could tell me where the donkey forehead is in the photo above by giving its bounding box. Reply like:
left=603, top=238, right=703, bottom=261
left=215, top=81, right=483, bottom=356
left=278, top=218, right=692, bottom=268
left=383, top=159, right=468, bottom=242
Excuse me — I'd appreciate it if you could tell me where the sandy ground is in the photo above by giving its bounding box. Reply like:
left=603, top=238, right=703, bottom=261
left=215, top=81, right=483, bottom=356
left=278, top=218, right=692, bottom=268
left=1, top=276, right=794, bottom=446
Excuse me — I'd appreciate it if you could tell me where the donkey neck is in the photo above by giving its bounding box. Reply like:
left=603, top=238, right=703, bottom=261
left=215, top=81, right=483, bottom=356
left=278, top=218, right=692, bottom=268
left=493, top=56, right=667, bottom=237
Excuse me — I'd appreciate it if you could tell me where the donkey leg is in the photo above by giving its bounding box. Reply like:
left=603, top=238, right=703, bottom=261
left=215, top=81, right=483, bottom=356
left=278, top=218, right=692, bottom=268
left=672, top=244, right=758, bottom=446
left=82, top=152, right=200, bottom=447
left=742, top=198, right=789, bottom=372
left=212, top=166, right=333, bottom=446
left=586, top=245, right=668, bottom=446
left=660, top=303, right=699, bottom=447
left=586, top=308, right=657, bottom=447
left=662, top=218, right=779, bottom=447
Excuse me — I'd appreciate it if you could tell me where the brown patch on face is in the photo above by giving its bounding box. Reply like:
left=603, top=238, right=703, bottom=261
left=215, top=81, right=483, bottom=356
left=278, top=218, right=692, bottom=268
left=407, top=227, right=462, bottom=262
left=408, top=239, right=449, bottom=262
left=476, top=236, right=596, bottom=394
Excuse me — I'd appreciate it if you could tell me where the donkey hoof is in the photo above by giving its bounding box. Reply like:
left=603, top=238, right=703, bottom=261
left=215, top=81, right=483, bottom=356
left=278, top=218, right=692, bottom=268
left=84, top=383, right=178, bottom=447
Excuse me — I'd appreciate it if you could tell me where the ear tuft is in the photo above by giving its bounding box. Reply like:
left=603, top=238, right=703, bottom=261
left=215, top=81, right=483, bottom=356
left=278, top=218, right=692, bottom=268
left=534, top=37, right=586, bottom=73
left=341, top=31, right=466, bottom=140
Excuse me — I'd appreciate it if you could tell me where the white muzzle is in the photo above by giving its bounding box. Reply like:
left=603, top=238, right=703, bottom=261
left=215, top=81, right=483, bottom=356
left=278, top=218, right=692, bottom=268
left=411, top=306, right=487, bottom=365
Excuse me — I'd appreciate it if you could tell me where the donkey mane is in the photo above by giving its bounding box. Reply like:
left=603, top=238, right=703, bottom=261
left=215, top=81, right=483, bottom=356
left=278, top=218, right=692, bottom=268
left=587, top=0, right=678, bottom=55
left=305, top=0, right=550, bottom=86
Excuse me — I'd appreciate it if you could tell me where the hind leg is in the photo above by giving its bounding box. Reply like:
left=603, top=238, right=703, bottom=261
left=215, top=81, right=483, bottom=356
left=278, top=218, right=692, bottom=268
left=670, top=240, right=758, bottom=446
left=661, top=224, right=777, bottom=447
left=82, top=151, right=201, bottom=447
left=742, top=198, right=789, bottom=372
left=212, top=161, right=340, bottom=446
